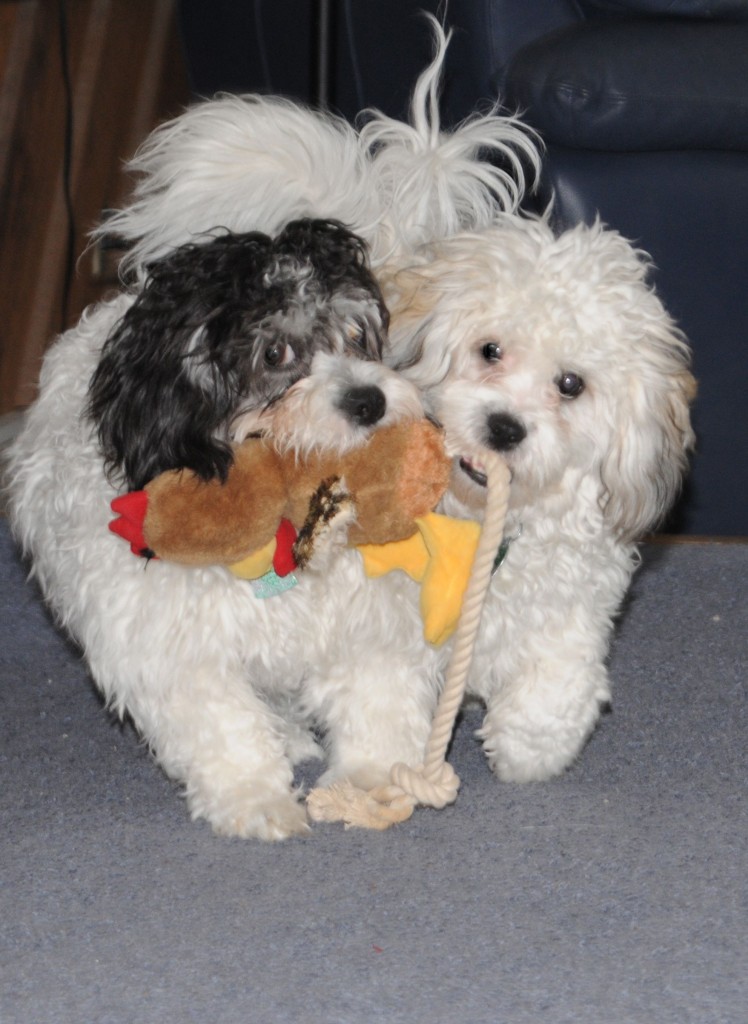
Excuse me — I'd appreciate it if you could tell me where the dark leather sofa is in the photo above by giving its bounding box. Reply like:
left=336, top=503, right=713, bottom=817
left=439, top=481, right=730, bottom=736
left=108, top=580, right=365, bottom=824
left=180, top=0, right=748, bottom=535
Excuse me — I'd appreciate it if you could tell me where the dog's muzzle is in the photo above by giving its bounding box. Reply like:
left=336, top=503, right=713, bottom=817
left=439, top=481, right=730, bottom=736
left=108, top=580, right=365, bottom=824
left=461, top=412, right=527, bottom=486
left=338, top=385, right=386, bottom=427
left=485, top=412, right=526, bottom=452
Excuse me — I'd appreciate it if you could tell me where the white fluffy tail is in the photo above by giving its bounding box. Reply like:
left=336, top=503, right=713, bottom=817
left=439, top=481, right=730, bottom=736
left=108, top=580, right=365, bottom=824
left=94, top=96, right=382, bottom=280
left=91, top=16, right=540, bottom=276
left=361, top=17, right=541, bottom=258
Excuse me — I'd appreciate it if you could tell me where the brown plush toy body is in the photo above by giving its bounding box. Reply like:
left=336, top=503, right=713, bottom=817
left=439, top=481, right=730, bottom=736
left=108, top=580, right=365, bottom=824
left=110, top=418, right=490, bottom=645
left=111, top=419, right=451, bottom=570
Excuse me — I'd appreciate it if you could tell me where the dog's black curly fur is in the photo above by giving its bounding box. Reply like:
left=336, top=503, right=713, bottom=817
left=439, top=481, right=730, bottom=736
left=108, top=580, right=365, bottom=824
left=88, top=219, right=389, bottom=490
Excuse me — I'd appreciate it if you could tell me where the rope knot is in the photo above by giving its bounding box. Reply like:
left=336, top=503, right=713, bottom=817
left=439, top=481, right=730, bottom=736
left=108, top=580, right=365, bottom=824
left=306, top=760, right=461, bottom=831
left=389, top=760, right=460, bottom=809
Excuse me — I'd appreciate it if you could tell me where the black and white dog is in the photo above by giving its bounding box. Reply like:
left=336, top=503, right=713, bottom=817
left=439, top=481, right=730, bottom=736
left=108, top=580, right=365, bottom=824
left=8, top=219, right=429, bottom=840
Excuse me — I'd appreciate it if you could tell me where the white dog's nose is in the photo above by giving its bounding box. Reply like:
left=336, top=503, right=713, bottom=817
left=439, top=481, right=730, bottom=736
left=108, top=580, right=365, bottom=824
left=338, top=385, right=387, bottom=427
left=486, top=412, right=526, bottom=451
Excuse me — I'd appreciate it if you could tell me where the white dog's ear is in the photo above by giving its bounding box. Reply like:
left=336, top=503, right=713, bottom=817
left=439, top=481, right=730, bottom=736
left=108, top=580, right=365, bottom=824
left=600, top=318, right=696, bottom=541
left=381, top=258, right=463, bottom=386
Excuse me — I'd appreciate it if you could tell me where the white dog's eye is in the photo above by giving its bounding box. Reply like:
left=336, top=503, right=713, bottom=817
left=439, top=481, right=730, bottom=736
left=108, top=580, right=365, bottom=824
left=557, top=371, right=585, bottom=399
left=481, top=341, right=502, bottom=363
left=264, top=342, right=296, bottom=368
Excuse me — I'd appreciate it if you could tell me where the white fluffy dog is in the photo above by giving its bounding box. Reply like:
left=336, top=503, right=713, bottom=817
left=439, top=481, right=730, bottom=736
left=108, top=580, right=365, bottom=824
left=383, top=217, right=696, bottom=781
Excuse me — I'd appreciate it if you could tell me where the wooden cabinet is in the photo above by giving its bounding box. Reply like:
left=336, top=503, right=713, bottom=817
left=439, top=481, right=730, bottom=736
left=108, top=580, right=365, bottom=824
left=0, top=0, right=189, bottom=413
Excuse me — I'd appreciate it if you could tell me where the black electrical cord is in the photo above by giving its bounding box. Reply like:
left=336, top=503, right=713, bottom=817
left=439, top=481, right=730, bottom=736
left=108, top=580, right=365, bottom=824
left=57, top=0, right=76, bottom=333
left=253, top=0, right=273, bottom=93
left=342, top=0, right=365, bottom=114
left=313, top=0, right=332, bottom=109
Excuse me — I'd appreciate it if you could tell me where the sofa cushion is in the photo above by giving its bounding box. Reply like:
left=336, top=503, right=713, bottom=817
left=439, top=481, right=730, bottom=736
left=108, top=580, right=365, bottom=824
left=581, top=0, right=748, bottom=18
left=506, top=20, right=748, bottom=151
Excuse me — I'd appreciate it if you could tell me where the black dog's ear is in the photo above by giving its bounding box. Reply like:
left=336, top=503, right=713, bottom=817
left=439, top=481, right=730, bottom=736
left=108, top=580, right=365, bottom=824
left=88, top=302, right=235, bottom=491
left=88, top=232, right=272, bottom=490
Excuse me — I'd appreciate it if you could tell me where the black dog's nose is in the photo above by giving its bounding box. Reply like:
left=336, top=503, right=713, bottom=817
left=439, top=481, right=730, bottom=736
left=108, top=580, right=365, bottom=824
left=486, top=412, right=527, bottom=452
left=339, top=385, right=386, bottom=427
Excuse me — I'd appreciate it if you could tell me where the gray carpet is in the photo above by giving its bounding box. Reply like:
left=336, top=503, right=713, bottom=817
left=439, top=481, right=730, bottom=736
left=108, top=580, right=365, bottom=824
left=1, top=520, right=746, bottom=1024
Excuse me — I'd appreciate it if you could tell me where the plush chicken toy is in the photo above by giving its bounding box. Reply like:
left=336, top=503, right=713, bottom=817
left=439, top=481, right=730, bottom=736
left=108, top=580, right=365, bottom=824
left=110, top=420, right=481, bottom=645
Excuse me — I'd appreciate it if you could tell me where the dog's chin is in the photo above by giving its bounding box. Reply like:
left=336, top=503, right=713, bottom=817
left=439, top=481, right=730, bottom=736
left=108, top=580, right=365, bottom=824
left=449, top=456, right=490, bottom=510
left=452, top=452, right=540, bottom=516
left=459, top=456, right=488, bottom=488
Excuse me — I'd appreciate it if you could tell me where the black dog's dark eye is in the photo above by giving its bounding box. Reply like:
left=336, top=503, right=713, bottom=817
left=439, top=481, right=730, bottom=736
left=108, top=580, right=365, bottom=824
left=264, top=342, right=295, bottom=368
left=481, top=341, right=502, bottom=363
left=557, top=371, right=585, bottom=399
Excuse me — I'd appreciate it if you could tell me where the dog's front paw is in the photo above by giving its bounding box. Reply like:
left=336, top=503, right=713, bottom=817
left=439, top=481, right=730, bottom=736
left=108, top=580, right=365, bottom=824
left=479, top=714, right=595, bottom=783
left=479, top=673, right=608, bottom=782
left=191, top=784, right=311, bottom=841
left=481, top=729, right=570, bottom=782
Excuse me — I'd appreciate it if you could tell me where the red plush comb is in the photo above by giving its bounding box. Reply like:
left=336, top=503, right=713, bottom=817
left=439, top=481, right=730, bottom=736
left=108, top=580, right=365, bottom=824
left=272, top=519, right=298, bottom=577
left=110, top=491, right=154, bottom=558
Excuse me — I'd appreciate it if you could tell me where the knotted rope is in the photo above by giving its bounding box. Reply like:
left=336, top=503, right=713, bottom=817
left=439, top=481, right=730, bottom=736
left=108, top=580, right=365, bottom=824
left=306, top=451, right=511, bottom=829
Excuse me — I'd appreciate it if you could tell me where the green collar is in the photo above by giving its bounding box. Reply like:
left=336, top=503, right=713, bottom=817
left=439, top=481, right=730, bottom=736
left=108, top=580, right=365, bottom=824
left=491, top=525, right=521, bottom=575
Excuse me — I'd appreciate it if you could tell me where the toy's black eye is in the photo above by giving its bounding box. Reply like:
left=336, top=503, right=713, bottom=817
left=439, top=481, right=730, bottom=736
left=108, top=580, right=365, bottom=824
left=481, top=341, right=502, bottom=363
left=264, top=342, right=295, bottom=367
left=557, top=371, right=585, bottom=399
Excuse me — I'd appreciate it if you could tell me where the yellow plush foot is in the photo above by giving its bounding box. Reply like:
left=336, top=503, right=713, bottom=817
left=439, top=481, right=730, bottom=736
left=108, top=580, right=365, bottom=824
left=416, top=514, right=481, bottom=645
left=358, top=512, right=481, bottom=645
